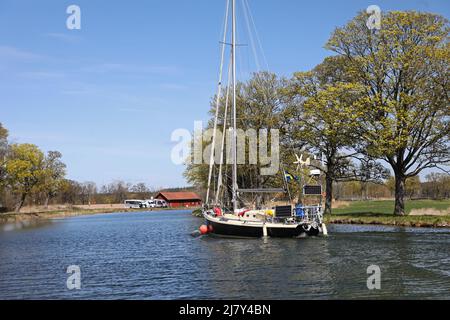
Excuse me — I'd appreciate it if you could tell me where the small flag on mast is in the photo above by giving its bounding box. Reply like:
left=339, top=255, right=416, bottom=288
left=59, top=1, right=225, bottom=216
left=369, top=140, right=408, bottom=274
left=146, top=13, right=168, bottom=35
left=284, top=171, right=299, bottom=182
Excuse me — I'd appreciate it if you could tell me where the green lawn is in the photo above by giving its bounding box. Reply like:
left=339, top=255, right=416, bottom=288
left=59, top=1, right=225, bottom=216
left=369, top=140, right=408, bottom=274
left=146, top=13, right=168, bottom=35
left=326, top=199, right=450, bottom=228
left=333, top=199, right=450, bottom=216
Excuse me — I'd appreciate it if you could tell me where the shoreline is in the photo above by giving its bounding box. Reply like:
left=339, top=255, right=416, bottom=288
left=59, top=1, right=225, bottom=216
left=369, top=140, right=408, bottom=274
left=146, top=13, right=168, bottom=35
left=0, top=207, right=193, bottom=225
left=1, top=207, right=449, bottom=230
left=324, top=215, right=450, bottom=229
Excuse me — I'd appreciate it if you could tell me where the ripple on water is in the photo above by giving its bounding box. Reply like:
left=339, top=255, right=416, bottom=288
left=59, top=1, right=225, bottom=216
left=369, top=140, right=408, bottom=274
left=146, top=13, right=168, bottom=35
left=0, top=214, right=449, bottom=299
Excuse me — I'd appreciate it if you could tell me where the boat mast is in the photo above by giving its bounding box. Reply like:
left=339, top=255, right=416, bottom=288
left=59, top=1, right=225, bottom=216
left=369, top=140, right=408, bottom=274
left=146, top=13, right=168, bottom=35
left=205, top=0, right=230, bottom=206
left=231, top=0, right=238, bottom=212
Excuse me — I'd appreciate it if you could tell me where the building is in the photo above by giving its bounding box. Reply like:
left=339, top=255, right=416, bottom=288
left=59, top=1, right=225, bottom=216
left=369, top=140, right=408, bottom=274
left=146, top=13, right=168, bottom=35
left=155, top=192, right=202, bottom=208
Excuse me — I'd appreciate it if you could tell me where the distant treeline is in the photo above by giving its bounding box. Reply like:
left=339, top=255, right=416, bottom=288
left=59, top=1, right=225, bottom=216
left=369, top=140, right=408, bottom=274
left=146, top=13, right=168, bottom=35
left=0, top=122, right=200, bottom=212
left=334, top=175, right=450, bottom=201
left=46, top=181, right=199, bottom=206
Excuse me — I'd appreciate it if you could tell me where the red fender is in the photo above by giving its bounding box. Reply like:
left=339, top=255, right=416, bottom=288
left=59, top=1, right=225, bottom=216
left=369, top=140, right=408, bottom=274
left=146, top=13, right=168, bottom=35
left=213, top=207, right=222, bottom=217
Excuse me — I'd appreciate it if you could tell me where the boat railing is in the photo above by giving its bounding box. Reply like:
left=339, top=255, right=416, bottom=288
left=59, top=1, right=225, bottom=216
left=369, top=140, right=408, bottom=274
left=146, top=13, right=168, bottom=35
left=295, top=205, right=323, bottom=224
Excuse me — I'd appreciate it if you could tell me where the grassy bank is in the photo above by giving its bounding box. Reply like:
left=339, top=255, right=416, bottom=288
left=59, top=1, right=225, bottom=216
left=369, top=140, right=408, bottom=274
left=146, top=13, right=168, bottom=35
left=0, top=206, right=185, bottom=225
left=326, top=199, right=450, bottom=228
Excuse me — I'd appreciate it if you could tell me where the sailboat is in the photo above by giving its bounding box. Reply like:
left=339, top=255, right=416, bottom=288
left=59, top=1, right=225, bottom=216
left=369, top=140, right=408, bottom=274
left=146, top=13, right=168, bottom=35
left=200, top=0, right=327, bottom=238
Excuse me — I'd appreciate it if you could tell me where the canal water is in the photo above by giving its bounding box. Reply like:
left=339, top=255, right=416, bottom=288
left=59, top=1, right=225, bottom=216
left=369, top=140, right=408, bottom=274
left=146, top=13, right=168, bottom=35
left=0, top=210, right=449, bottom=300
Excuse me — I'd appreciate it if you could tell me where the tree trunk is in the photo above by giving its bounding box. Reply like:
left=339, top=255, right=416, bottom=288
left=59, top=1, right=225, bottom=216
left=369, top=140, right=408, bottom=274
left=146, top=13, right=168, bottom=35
left=394, top=174, right=406, bottom=216
left=297, top=189, right=303, bottom=205
left=44, top=195, right=50, bottom=209
left=15, top=193, right=27, bottom=213
left=324, top=174, right=333, bottom=215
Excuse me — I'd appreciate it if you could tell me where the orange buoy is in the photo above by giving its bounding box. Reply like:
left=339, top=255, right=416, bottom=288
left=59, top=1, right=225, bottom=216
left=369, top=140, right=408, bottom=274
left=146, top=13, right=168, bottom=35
left=199, top=225, right=209, bottom=235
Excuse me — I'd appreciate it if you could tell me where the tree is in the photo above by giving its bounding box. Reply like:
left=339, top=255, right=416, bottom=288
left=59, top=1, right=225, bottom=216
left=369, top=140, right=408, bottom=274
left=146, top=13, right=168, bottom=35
left=41, top=151, right=66, bottom=208
left=185, top=72, right=290, bottom=208
left=423, top=173, right=450, bottom=199
left=386, top=176, right=396, bottom=197
left=353, top=157, right=390, bottom=200
left=0, top=123, right=7, bottom=157
left=5, top=144, right=45, bottom=212
left=58, top=179, right=83, bottom=205
left=326, top=11, right=450, bottom=215
left=81, top=182, right=97, bottom=205
left=405, top=176, right=421, bottom=200
left=104, top=181, right=130, bottom=203
left=0, top=123, right=8, bottom=178
left=0, top=123, right=9, bottom=210
left=0, top=123, right=9, bottom=201
left=289, top=59, right=368, bottom=214
left=131, top=182, right=150, bottom=195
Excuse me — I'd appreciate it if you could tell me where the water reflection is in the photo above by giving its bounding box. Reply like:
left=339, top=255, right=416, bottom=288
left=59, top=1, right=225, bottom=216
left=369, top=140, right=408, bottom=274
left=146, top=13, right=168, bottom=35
left=1, top=219, right=53, bottom=232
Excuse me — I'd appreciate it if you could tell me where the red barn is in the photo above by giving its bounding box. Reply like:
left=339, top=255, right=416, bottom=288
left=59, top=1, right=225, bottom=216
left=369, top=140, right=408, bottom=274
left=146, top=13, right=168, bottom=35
left=155, top=192, right=202, bottom=208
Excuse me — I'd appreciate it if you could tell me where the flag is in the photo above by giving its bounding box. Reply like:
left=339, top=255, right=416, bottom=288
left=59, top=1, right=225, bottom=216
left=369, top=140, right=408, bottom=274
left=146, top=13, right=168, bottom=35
left=284, top=171, right=299, bottom=182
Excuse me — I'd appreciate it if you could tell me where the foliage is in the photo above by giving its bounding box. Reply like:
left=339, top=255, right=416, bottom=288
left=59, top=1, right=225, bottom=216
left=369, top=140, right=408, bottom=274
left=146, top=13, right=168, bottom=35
left=422, top=173, right=450, bottom=199
left=405, top=176, right=421, bottom=199
left=326, top=11, right=450, bottom=215
left=5, top=144, right=45, bottom=211
left=0, top=125, right=69, bottom=211
left=0, top=123, right=7, bottom=155
left=131, top=182, right=150, bottom=194
left=185, top=72, right=291, bottom=208
left=40, top=151, right=66, bottom=207
left=0, top=123, right=9, bottom=199
left=289, top=58, right=377, bottom=214
left=101, top=180, right=132, bottom=203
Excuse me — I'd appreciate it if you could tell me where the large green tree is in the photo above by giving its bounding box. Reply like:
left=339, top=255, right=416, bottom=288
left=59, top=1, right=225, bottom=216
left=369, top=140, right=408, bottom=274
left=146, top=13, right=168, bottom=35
left=326, top=11, right=450, bottom=215
left=289, top=58, right=368, bottom=214
left=5, top=143, right=45, bottom=212
left=40, top=151, right=66, bottom=208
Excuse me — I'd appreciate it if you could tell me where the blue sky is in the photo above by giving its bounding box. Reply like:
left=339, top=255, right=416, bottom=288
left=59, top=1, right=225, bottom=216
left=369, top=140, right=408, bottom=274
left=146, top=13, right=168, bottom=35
left=1, top=0, right=449, bottom=188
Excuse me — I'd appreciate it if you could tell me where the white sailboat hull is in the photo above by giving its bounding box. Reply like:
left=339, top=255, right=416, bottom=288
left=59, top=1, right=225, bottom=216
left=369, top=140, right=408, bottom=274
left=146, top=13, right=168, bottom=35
left=203, top=211, right=320, bottom=238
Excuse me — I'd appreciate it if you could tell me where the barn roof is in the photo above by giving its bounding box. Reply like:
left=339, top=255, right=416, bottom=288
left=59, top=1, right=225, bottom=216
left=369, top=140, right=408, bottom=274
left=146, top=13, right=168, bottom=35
left=156, top=192, right=202, bottom=201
